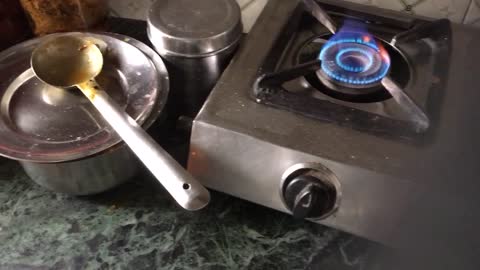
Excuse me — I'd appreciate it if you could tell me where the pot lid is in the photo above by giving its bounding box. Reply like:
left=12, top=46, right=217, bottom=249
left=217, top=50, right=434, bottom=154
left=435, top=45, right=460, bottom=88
left=147, top=0, right=242, bottom=56
left=0, top=32, right=169, bottom=163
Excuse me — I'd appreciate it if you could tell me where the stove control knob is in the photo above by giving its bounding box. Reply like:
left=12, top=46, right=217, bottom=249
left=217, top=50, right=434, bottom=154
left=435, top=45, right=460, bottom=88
left=283, top=174, right=338, bottom=220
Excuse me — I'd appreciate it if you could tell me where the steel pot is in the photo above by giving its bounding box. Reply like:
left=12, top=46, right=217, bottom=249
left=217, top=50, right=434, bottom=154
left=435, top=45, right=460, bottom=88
left=0, top=32, right=169, bottom=195
left=21, top=142, right=139, bottom=194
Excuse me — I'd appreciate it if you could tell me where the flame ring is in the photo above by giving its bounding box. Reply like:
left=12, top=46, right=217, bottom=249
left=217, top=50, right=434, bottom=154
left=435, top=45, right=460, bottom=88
left=335, top=47, right=373, bottom=73
left=319, top=36, right=391, bottom=87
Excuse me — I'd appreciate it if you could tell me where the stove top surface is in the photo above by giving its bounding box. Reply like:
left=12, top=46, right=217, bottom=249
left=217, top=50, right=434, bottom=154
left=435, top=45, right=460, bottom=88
left=196, top=0, right=480, bottom=182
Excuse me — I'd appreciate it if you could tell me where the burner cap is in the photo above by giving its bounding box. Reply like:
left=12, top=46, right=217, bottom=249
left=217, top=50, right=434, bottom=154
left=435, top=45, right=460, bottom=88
left=318, top=32, right=391, bottom=88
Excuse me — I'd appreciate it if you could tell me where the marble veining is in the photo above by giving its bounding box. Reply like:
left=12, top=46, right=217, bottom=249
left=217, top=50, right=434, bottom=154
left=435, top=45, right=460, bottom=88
left=0, top=160, right=377, bottom=269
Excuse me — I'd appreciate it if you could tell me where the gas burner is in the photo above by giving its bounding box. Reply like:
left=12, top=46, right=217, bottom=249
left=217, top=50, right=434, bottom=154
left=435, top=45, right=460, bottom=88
left=318, top=31, right=390, bottom=88
left=296, top=34, right=410, bottom=103
left=254, top=1, right=440, bottom=133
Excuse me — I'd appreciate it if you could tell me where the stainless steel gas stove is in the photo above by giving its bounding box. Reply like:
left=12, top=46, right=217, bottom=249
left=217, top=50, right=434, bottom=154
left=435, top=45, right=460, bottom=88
left=188, top=0, right=480, bottom=243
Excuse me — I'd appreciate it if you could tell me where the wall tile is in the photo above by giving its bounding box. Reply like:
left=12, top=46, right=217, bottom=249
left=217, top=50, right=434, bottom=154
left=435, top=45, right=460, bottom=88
left=238, top=0, right=268, bottom=32
left=108, top=0, right=267, bottom=32
left=464, top=0, right=480, bottom=26
left=346, top=0, right=471, bottom=23
left=108, top=0, right=479, bottom=31
left=108, top=0, right=153, bottom=20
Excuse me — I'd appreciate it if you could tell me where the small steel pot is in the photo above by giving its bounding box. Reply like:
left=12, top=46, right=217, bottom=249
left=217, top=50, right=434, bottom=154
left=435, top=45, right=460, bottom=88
left=0, top=32, right=169, bottom=195
left=21, top=142, right=139, bottom=194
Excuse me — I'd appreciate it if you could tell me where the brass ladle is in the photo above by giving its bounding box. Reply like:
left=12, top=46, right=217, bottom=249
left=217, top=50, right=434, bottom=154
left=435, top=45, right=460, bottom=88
left=31, top=36, right=210, bottom=211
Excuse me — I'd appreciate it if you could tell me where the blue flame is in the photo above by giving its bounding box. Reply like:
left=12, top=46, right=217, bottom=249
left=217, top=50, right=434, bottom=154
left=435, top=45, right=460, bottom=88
left=318, top=21, right=391, bottom=86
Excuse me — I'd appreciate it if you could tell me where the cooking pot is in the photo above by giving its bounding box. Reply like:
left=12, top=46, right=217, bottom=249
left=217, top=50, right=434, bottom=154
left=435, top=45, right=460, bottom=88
left=0, top=32, right=169, bottom=194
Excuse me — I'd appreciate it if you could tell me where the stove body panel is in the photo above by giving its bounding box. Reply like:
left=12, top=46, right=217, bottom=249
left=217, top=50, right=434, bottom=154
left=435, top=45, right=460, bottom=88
left=190, top=121, right=417, bottom=243
left=189, top=0, right=480, bottom=243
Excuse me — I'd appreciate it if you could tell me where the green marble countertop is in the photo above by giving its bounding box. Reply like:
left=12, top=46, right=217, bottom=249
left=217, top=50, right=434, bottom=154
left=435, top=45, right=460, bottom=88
left=0, top=159, right=377, bottom=269
left=0, top=18, right=379, bottom=270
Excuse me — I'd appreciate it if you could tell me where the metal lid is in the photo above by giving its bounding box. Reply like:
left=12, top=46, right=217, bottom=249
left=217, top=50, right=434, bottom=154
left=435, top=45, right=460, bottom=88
left=0, top=32, right=169, bottom=163
left=147, top=0, right=242, bottom=56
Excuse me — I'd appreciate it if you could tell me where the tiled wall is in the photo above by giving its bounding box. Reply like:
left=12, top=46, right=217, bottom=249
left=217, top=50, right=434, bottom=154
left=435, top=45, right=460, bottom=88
left=109, top=0, right=480, bottom=32
left=349, top=0, right=480, bottom=26
left=108, top=0, right=268, bottom=32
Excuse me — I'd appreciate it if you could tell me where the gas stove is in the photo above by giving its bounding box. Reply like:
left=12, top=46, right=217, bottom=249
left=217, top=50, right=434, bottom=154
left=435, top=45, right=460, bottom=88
left=188, top=0, right=480, bottom=244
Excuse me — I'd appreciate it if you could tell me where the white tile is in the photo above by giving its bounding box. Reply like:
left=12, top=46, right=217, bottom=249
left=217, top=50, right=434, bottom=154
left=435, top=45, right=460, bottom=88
left=346, top=0, right=471, bottom=23
left=108, top=0, right=477, bottom=32
left=464, top=0, right=480, bottom=26
left=108, top=0, right=154, bottom=20
left=108, top=0, right=268, bottom=32
left=240, top=0, right=268, bottom=32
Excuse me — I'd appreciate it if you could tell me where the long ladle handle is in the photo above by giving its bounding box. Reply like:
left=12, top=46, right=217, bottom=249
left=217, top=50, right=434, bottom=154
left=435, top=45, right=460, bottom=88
left=77, top=80, right=210, bottom=211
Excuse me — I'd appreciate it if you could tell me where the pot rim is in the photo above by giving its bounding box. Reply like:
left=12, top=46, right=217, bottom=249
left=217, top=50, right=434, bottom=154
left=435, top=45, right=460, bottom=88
left=0, top=32, right=169, bottom=163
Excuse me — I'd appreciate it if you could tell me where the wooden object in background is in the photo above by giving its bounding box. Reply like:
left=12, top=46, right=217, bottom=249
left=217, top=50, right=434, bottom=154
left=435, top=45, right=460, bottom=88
left=20, top=0, right=108, bottom=35
left=0, top=0, right=32, bottom=50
